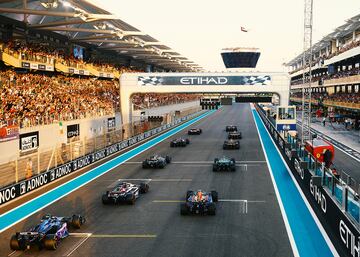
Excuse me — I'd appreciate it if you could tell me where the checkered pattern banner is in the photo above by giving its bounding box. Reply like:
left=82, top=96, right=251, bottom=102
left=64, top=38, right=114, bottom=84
left=137, top=75, right=271, bottom=86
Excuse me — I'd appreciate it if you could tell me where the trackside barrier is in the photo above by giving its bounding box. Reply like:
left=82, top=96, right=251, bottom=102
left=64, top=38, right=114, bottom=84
left=255, top=104, right=360, bottom=257
left=0, top=110, right=204, bottom=206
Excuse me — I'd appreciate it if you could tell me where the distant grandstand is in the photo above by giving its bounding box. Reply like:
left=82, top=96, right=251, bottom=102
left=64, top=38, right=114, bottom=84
left=0, top=0, right=204, bottom=128
left=286, top=13, right=360, bottom=130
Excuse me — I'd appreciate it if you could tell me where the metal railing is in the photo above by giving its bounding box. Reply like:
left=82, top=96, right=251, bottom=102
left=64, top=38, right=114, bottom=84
left=256, top=104, right=360, bottom=227
left=0, top=106, right=202, bottom=189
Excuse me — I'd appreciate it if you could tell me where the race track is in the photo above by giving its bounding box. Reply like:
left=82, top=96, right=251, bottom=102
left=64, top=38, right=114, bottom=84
left=0, top=104, right=293, bottom=257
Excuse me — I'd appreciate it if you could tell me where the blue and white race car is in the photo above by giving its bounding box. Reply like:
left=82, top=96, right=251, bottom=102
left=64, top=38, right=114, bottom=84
left=102, top=181, right=149, bottom=205
left=10, top=214, right=85, bottom=251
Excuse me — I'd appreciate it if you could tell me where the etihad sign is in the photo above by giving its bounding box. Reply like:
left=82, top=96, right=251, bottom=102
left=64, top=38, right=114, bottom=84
left=180, top=77, right=228, bottom=85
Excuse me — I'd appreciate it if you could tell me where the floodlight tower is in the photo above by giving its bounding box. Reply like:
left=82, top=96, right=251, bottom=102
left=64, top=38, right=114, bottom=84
left=301, top=0, right=314, bottom=144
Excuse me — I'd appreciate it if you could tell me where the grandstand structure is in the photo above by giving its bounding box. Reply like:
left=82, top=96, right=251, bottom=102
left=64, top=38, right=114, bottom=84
left=0, top=0, right=205, bottom=184
left=287, top=13, right=360, bottom=129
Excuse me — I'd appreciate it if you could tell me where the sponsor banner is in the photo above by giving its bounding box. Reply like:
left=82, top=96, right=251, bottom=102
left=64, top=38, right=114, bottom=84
left=0, top=124, right=19, bottom=142
left=30, top=63, right=38, bottom=70
left=38, top=64, right=46, bottom=70
left=46, top=65, right=54, bottom=71
left=69, top=68, right=74, bottom=73
left=276, top=123, right=297, bottom=131
left=138, top=75, right=271, bottom=86
left=21, top=62, right=30, bottom=68
left=84, top=70, right=90, bottom=76
left=0, top=112, right=202, bottom=205
left=107, top=117, right=116, bottom=131
left=79, top=70, right=84, bottom=75
left=67, top=124, right=80, bottom=139
left=19, top=131, right=39, bottom=153
left=256, top=105, right=360, bottom=257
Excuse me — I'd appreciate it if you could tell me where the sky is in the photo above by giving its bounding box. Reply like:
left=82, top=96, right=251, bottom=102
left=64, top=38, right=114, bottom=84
left=90, top=0, right=360, bottom=72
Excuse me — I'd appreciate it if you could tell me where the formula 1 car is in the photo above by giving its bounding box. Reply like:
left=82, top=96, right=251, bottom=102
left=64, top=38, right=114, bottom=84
left=228, top=131, right=242, bottom=140
left=102, top=181, right=149, bottom=205
left=170, top=138, right=190, bottom=147
left=180, top=190, right=218, bottom=215
left=225, top=125, right=237, bottom=132
left=188, top=128, right=202, bottom=135
left=223, top=139, right=240, bottom=149
left=142, top=155, right=171, bottom=169
left=213, top=156, right=236, bottom=172
left=10, top=214, right=85, bottom=251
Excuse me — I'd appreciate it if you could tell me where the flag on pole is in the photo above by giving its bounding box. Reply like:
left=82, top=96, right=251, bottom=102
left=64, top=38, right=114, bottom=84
left=241, top=26, right=248, bottom=32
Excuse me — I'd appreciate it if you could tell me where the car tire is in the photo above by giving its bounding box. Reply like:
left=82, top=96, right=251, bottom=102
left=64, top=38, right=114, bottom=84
left=199, top=129, right=202, bottom=134
left=140, top=183, right=149, bottom=193
left=43, top=234, right=58, bottom=250
left=165, top=156, right=171, bottom=163
left=71, top=215, right=83, bottom=229
left=142, top=161, right=148, bottom=169
left=213, top=165, right=218, bottom=172
left=170, top=142, right=174, bottom=147
left=186, top=139, right=190, bottom=144
left=223, top=145, right=226, bottom=150
left=10, top=235, right=25, bottom=251
left=102, top=194, right=111, bottom=205
left=211, top=191, right=218, bottom=202
left=208, top=203, right=216, bottom=216
left=180, top=203, right=188, bottom=215
left=186, top=190, right=193, bottom=199
left=127, top=194, right=136, bottom=205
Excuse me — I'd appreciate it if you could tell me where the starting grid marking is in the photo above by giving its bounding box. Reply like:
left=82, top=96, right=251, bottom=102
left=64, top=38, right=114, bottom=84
left=124, top=161, right=267, bottom=164
left=153, top=199, right=266, bottom=214
left=64, top=233, right=156, bottom=257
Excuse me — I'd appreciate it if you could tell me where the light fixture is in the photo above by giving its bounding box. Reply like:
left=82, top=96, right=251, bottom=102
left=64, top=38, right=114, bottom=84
left=40, top=0, right=59, bottom=9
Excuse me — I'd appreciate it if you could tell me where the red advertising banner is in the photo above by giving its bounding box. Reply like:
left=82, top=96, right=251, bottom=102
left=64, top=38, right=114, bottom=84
left=0, top=124, right=19, bottom=142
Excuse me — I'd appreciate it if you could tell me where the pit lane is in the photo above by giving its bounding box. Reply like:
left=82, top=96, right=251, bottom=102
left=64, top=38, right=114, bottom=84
left=0, top=104, right=293, bottom=257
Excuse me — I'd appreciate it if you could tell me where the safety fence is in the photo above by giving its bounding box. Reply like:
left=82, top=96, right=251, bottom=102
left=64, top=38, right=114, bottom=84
left=0, top=106, right=202, bottom=205
left=255, top=104, right=360, bottom=257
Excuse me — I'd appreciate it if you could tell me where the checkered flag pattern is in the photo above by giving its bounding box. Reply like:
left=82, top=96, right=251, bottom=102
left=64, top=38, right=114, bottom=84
left=242, top=76, right=271, bottom=85
left=138, top=76, right=163, bottom=86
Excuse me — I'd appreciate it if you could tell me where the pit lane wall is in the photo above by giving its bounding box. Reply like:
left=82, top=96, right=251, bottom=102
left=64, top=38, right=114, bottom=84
left=0, top=110, right=204, bottom=206
left=255, top=104, right=360, bottom=257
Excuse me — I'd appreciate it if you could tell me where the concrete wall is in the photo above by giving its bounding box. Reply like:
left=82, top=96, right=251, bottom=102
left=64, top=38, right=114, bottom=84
left=0, top=113, right=121, bottom=163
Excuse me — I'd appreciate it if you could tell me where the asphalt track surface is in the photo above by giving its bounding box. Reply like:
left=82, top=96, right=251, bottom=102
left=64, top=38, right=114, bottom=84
left=0, top=104, right=293, bottom=257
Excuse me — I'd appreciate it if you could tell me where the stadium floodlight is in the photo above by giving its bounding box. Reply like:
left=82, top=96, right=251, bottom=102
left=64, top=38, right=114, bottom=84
left=93, top=22, right=107, bottom=30
left=40, top=0, right=59, bottom=9
left=61, top=1, right=71, bottom=8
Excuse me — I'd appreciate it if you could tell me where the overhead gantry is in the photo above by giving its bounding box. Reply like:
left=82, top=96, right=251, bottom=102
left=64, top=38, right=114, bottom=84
left=119, top=72, right=290, bottom=124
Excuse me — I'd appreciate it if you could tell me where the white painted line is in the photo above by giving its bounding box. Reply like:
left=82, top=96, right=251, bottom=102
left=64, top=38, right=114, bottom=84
left=219, top=199, right=266, bottom=203
left=0, top=111, right=214, bottom=233
left=150, top=179, right=193, bottom=182
left=124, top=160, right=266, bottom=164
left=7, top=251, right=17, bottom=257
left=65, top=233, right=92, bottom=256
left=254, top=105, right=339, bottom=257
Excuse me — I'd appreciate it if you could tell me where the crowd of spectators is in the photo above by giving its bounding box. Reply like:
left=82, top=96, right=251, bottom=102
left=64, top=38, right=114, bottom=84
left=291, top=66, right=360, bottom=86
left=289, top=39, right=360, bottom=74
left=0, top=70, right=120, bottom=128
left=0, top=40, right=200, bottom=128
left=290, top=91, right=360, bottom=104
left=132, top=93, right=201, bottom=110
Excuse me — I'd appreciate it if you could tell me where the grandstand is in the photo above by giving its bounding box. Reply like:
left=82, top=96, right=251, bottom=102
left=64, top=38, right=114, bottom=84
left=0, top=0, right=203, bottom=186
left=286, top=14, right=360, bottom=130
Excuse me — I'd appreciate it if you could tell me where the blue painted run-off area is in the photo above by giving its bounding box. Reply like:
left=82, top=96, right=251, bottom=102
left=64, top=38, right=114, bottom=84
left=0, top=110, right=215, bottom=233
left=252, top=109, right=334, bottom=257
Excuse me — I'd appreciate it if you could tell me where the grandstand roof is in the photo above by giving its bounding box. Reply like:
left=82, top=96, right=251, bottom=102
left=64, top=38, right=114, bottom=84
left=286, top=13, right=360, bottom=66
left=0, top=0, right=203, bottom=72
